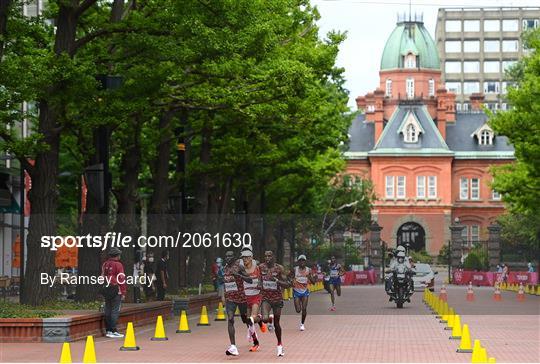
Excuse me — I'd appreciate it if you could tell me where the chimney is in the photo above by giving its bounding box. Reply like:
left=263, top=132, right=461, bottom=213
left=445, top=92, right=456, bottom=122
left=436, top=88, right=447, bottom=140
left=373, top=88, right=385, bottom=143
left=365, top=92, right=375, bottom=122
left=355, top=96, right=366, bottom=111
left=470, top=93, right=485, bottom=111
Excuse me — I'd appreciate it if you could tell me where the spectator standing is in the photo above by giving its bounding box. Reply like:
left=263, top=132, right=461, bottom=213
left=102, top=247, right=126, bottom=338
left=155, top=250, right=170, bottom=301
left=143, top=251, right=156, bottom=300
left=502, top=263, right=509, bottom=283
left=527, top=262, right=535, bottom=273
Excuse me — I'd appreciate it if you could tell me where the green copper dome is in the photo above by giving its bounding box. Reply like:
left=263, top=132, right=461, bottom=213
left=380, top=21, right=440, bottom=71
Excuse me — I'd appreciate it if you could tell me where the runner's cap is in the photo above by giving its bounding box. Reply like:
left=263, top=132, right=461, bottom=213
left=241, top=250, right=253, bottom=257
left=297, top=254, right=307, bottom=261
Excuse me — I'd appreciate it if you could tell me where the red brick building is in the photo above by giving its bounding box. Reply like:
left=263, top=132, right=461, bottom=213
left=345, top=17, right=514, bottom=255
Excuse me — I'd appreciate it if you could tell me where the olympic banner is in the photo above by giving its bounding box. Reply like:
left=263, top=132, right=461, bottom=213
left=452, top=270, right=538, bottom=286
left=342, top=270, right=376, bottom=285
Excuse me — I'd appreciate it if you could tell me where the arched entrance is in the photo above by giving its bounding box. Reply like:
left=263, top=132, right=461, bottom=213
left=397, top=222, right=426, bottom=252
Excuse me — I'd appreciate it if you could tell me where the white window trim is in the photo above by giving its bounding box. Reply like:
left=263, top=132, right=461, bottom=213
left=406, top=78, right=415, bottom=99
left=386, top=176, right=395, bottom=199
left=471, top=225, right=480, bottom=243
left=386, top=79, right=392, bottom=97
left=492, top=190, right=501, bottom=200
left=428, top=176, right=437, bottom=199
left=460, top=177, right=469, bottom=200
left=417, top=176, right=426, bottom=198
left=471, top=178, right=480, bottom=200
left=428, top=79, right=435, bottom=97
left=397, top=176, right=406, bottom=199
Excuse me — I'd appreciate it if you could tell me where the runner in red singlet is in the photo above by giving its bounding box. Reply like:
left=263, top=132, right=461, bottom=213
left=260, top=250, right=289, bottom=357
left=241, top=249, right=266, bottom=352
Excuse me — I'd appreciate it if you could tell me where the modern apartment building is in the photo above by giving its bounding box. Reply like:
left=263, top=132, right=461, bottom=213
left=435, top=7, right=540, bottom=111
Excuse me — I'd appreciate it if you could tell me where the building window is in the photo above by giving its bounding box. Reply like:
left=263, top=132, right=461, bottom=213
left=445, top=40, right=461, bottom=52
left=492, top=189, right=501, bottom=200
left=502, top=19, right=519, bottom=31
left=461, top=226, right=469, bottom=246
left=405, top=124, right=417, bottom=143
left=417, top=176, right=426, bottom=198
left=397, top=176, right=406, bottom=199
left=501, top=103, right=507, bottom=110
left=463, top=82, right=480, bottom=94
left=445, top=61, right=461, bottom=73
left=456, top=103, right=462, bottom=111
left=502, top=60, right=517, bottom=72
left=386, top=79, right=392, bottom=97
left=480, top=130, right=492, bottom=145
left=428, top=79, right=435, bottom=97
left=463, top=40, right=480, bottom=53
left=484, top=61, right=500, bottom=73
left=463, top=103, right=470, bottom=111
left=405, top=53, right=416, bottom=68
left=428, top=176, right=437, bottom=198
left=446, top=20, right=461, bottom=32
left=460, top=177, right=469, bottom=200
left=446, top=82, right=461, bottom=94
left=502, top=40, right=519, bottom=52
left=367, top=104, right=375, bottom=112
left=484, top=19, right=500, bottom=32
left=484, top=81, right=500, bottom=94
left=471, top=178, right=480, bottom=200
left=464, top=61, right=480, bottom=73
left=386, top=176, right=394, bottom=198
left=523, top=19, right=539, bottom=30
left=484, top=40, right=500, bottom=52
left=406, top=78, right=415, bottom=99
left=471, top=225, right=480, bottom=243
left=464, top=20, right=480, bottom=32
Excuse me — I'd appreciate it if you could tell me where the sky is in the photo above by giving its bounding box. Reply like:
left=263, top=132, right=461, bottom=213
left=311, top=0, right=540, bottom=108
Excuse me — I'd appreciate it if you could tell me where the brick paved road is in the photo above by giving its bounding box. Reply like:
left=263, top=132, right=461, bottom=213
left=1, top=285, right=538, bottom=362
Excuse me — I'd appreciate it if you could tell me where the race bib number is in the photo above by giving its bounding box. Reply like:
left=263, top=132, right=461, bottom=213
left=224, top=282, right=238, bottom=292
left=330, top=271, right=339, bottom=278
left=244, top=279, right=258, bottom=289
left=263, top=280, right=278, bottom=290
left=296, top=276, right=308, bottom=284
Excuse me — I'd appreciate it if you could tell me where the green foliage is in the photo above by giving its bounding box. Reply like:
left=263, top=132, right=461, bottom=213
left=0, top=300, right=101, bottom=318
left=343, top=238, right=362, bottom=268
left=463, top=253, right=483, bottom=271
left=437, top=244, right=451, bottom=265
left=464, top=244, right=489, bottom=271
left=409, top=250, right=432, bottom=264
left=498, top=213, right=540, bottom=262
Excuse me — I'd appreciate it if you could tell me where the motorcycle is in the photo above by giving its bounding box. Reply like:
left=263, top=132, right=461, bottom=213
left=387, top=263, right=415, bottom=308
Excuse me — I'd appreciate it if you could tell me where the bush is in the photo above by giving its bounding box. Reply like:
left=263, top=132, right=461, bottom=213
left=0, top=302, right=55, bottom=318
left=437, top=244, right=451, bottom=265
left=409, top=250, right=433, bottom=264
left=463, top=252, right=483, bottom=270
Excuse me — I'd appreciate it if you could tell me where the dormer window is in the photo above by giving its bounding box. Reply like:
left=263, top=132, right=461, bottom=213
left=471, top=124, right=494, bottom=145
left=398, top=111, right=424, bottom=143
left=386, top=79, right=392, bottom=97
left=405, top=124, right=417, bottom=143
left=406, top=78, right=415, bottom=99
left=405, top=53, right=416, bottom=68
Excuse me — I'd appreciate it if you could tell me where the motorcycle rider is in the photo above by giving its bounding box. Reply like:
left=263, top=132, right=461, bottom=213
left=384, top=246, right=412, bottom=298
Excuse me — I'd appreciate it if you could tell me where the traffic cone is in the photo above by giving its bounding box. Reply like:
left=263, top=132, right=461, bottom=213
left=493, top=284, right=502, bottom=301
left=471, top=340, right=483, bottom=363
left=234, top=305, right=240, bottom=317
left=517, top=283, right=525, bottom=302
left=439, top=284, right=448, bottom=302
left=488, top=357, right=496, bottom=363
left=466, top=282, right=475, bottom=301
left=440, top=302, right=449, bottom=322
left=120, top=322, right=140, bottom=351
left=536, top=286, right=540, bottom=296
left=289, top=287, right=293, bottom=299
left=450, top=315, right=462, bottom=339
left=457, top=324, right=473, bottom=353
left=176, top=310, right=191, bottom=333
left=197, top=305, right=210, bottom=326
left=444, top=308, right=455, bottom=330
left=59, top=342, right=72, bottom=364
left=82, top=336, right=97, bottom=363
left=479, top=347, right=488, bottom=363
left=525, top=285, right=530, bottom=294
left=283, top=288, right=289, bottom=300
left=151, top=315, right=168, bottom=341
left=215, top=302, right=226, bottom=321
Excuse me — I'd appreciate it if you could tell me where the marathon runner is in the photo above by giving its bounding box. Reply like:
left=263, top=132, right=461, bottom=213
left=289, top=255, right=317, bottom=330
left=259, top=250, right=289, bottom=357
left=241, top=249, right=267, bottom=352
left=326, top=255, right=344, bottom=311
left=223, top=250, right=252, bottom=356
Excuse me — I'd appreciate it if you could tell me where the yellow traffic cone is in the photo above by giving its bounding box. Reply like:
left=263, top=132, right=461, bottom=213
left=197, top=305, right=210, bottom=326
left=440, top=302, right=449, bottom=322
left=289, top=287, right=293, bottom=300
left=283, top=288, right=289, bottom=300
left=450, top=315, right=462, bottom=339
left=488, top=357, right=496, bottom=363
left=479, top=347, right=488, bottom=363
left=457, top=324, right=473, bottom=353
left=151, top=315, right=168, bottom=341
left=59, top=342, right=72, bottom=364
left=445, top=308, right=455, bottom=330
left=471, top=339, right=483, bottom=363
left=215, top=302, right=226, bottom=321
left=120, top=322, right=140, bottom=351
left=82, top=336, right=96, bottom=363
left=176, top=310, right=191, bottom=333
left=234, top=305, right=240, bottom=317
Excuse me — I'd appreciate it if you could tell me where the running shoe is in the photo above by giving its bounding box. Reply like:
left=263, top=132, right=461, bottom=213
left=249, top=344, right=260, bottom=352
left=112, top=331, right=124, bottom=338
left=329, top=306, right=336, bottom=311
left=299, top=323, right=305, bottom=331
left=226, top=345, right=239, bottom=356
left=277, top=345, right=284, bottom=357
left=260, top=322, right=268, bottom=333
left=105, top=331, right=115, bottom=338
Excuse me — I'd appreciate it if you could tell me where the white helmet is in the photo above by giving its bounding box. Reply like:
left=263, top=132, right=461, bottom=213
left=396, top=251, right=406, bottom=258
left=396, top=245, right=406, bottom=252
